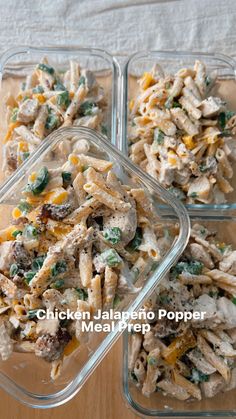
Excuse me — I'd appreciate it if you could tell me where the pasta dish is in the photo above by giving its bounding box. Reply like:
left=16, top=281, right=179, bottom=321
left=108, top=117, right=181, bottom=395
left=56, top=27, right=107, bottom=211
left=129, top=223, right=236, bottom=400
left=0, top=142, right=170, bottom=379
left=3, top=59, right=107, bottom=174
left=128, top=60, right=236, bottom=204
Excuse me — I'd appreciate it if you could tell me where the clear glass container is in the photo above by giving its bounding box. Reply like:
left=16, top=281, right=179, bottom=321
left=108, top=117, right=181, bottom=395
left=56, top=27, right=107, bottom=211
left=0, top=46, right=120, bottom=183
left=0, top=126, right=189, bottom=408
left=123, top=218, right=236, bottom=417
left=120, top=50, right=236, bottom=217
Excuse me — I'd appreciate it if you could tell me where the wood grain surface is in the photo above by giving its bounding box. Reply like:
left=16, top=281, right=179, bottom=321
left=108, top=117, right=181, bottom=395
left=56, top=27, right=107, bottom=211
left=0, top=338, right=139, bottom=419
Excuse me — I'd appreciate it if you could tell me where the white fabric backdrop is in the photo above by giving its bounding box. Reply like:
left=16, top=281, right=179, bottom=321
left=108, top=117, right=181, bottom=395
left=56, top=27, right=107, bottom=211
left=0, top=0, right=235, bottom=58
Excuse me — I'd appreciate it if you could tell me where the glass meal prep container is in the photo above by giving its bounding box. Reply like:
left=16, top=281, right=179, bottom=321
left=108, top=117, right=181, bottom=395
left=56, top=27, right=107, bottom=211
left=0, top=126, right=190, bottom=408
left=123, top=217, right=236, bottom=417
left=0, top=45, right=120, bottom=184
left=120, top=50, right=236, bottom=217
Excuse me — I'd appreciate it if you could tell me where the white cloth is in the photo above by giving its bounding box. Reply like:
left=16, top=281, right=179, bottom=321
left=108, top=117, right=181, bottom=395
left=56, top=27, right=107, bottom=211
left=0, top=0, right=235, bottom=59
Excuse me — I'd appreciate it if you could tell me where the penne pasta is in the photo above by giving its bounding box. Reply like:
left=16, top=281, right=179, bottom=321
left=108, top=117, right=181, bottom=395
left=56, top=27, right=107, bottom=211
left=128, top=59, right=236, bottom=204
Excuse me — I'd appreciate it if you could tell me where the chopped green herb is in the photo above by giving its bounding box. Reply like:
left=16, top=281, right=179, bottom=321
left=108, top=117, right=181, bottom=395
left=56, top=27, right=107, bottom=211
left=51, top=279, right=65, bottom=289
left=103, top=227, right=122, bottom=245
left=205, top=75, right=211, bottom=87
left=82, top=165, right=89, bottom=172
left=57, top=90, right=70, bottom=109
left=62, top=171, right=72, bottom=185
left=45, top=113, right=58, bottom=130
left=199, top=164, right=208, bottom=173
left=38, top=63, right=55, bottom=75
left=24, top=271, right=36, bottom=284
left=76, top=288, right=88, bottom=301
left=32, top=255, right=46, bottom=271
left=186, top=260, right=204, bottom=275
left=218, top=111, right=235, bottom=130
left=22, top=152, right=30, bottom=161
left=159, top=294, right=171, bottom=304
left=225, top=110, right=235, bottom=120
left=101, top=124, right=108, bottom=136
left=219, top=129, right=232, bottom=137
left=23, top=96, right=29, bottom=102
left=170, top=260, right=203, bottom=279
left=218, top=112, right=227, bottom=130
left=28, top=309, right=40, bottom=319
left=54, top=80, right=66, bottom=91
left=147, top=356, right=158, bottom=366
left=51, top=260, right=67, bottom=277
left=101, top=249, right=122, bottom=267
left=113, top=294, right=121, bottom=308
left=185, top=260, right=204, bottom=275
left=28, top=166, right=50, bottom=195
left=189, top=192, right=198, bottom=199
left=154, top=128, right=164, bottom=145
left=23, top=224, right=38, bottom=238
left=17, top=200, right=32, bottom=214
left=32, top=85, right=44, bottom=94
left=21, top=82, right=26, bottom=91
left=12, top=230, right=22, bottom=238
left=172, top=101, right=181, bottom=108
left=232, top=297, right=236, bottom=305
left=191, top=368, right=209, bottom=384
left=209, top=290, right=219, bottom=298
left=128, top=228, right=142, bottom=251
left=165, top=82, right=171, bottom=89
left=78, top=76, right=86, bottom=86
left=131, top=121, right=136, bottom=127
left=9, top=264, right=19, bottom=277
left=80, top=101, right=96, bottom=116
left=11, top=108, right=18, bottom=122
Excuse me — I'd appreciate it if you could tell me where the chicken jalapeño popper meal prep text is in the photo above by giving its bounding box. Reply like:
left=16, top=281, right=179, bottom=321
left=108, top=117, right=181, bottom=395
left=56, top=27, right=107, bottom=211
left=128, top=59, right=236, bottom=204
left=2, top=58, right=107, bottom=175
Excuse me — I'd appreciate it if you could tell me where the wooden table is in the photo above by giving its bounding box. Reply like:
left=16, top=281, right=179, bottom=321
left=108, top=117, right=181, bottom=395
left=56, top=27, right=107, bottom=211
left=0, top=338, right=139, bottom=419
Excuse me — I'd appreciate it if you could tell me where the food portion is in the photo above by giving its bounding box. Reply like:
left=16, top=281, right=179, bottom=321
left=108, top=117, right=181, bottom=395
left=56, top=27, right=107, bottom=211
left=128, top=60, right=236, bottom=204
left=0, top=146, right=175, bottom=379
left=129, top=223, right=236, bottom=401
left=3, top=59, right=107, bottom=174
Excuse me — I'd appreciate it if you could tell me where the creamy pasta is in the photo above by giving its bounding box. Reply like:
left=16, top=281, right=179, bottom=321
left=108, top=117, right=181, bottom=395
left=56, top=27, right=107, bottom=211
left=129, top=223, right=236, bottom=400
left=0, top=147, right=174, bottom=379
left=128, top=60, right=236, bottom=204
left=3, top=58, right=107, bottom=174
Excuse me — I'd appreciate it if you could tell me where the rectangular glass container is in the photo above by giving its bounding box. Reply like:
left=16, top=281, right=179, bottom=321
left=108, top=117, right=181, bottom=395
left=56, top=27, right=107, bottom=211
left=123, top=218, right=236, bottom=417
left=0, top=46, right=120, bottom=183
left=0, top=126, right=189, bottom=408
left=120, top=51, right=236, bottom=217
